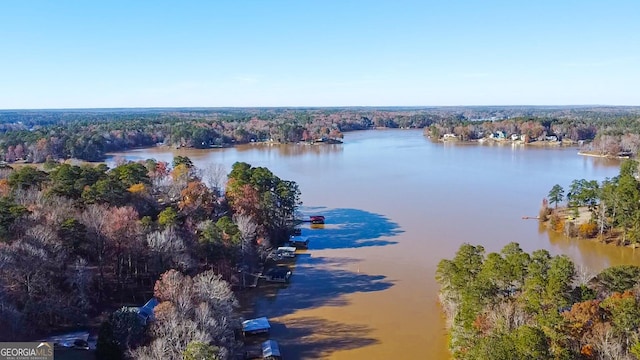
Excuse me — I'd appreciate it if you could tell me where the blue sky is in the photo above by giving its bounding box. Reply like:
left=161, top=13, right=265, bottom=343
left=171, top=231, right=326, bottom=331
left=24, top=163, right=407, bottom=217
left=1, top=1, right=639, bottom=108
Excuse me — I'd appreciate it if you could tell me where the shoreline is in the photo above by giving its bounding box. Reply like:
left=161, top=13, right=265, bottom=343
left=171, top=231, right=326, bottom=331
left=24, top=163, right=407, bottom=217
left=577, top=150, right=631, bottom=159
left=436, top=137, right=578, bottom=148
left=540, top=206, right=640, bottom=249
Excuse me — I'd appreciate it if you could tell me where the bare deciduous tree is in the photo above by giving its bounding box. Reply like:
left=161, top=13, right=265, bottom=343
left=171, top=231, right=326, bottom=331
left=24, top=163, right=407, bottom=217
left=192, top=271, right=239, bottom=350
left=66, top=258, right=93, bottom=313
left=484, top=301, right=530, bottom=332
left=574, top=265, right=595, bottom=287
left=154, top=270, right=193, bottom=317
left=148, top=270, right=240, bottom=358
left=234, top=214, right=257, bottom=246
left=590, top=322, right=626, bottom=360
left=128, top=338, right=170, bottom=360
left=80, top=204, right=110, bottom=295
left=147, top=227, right=194, bottom=274
left=131, top=309, right=210, bottom=360
left=201, top=163, right=227, bottom=196
left=234, top=214, right=257, bottom=272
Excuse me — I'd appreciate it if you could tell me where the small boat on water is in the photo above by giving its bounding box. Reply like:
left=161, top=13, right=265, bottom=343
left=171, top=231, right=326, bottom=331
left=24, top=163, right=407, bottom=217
left=275, top=246, right=296, bottom=258
left=267, top=246, right=297, bottom=261
left=263, top=266, right=292, bottom=283
left=310, top=215, right=325, bottom=224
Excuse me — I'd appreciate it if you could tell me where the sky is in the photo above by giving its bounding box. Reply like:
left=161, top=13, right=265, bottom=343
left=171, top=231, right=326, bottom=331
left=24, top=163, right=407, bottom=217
left=1, top=0, right=639, bottom=109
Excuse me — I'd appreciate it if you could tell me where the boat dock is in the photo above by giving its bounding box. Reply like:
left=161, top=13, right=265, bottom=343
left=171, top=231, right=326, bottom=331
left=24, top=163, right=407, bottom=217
left=289, top=236, right=309, bottom=249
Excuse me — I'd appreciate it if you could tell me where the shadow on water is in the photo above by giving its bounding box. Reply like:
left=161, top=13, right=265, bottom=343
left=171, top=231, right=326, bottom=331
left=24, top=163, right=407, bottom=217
left=270, top=317, right=378, bottom=359
left=239, top=255, right=392, bottom=358
left=247, top=256, right=394, bottom=318
left=238, top=207, right=400, bottom=357
left=301, top=207, right=403, bottom=250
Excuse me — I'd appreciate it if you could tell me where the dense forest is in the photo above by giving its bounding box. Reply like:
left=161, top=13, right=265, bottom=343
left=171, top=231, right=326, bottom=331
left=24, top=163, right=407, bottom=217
left=437, top=243, right=640, bottom=360
left=0, top=157, right=300, bottom=359
left=1, top=106, right=640, bottom=163
left=541, top=160, right=640, bottom=245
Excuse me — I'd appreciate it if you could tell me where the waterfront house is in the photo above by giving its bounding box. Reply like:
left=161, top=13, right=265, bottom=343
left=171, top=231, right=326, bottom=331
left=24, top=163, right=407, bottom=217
left=490, top=131, right=506, bottom=140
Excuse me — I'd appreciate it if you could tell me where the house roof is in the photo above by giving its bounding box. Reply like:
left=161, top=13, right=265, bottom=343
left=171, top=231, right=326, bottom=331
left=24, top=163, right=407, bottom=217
left=262, top=340, right=281, bottom=357
left=138, top=297, right=159, bottom=318
left=243, top=317, right=271, bottom=332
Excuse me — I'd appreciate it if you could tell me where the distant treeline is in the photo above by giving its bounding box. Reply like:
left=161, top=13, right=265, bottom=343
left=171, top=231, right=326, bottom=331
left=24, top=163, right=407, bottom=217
left=1, top=106, right=640, bottom=162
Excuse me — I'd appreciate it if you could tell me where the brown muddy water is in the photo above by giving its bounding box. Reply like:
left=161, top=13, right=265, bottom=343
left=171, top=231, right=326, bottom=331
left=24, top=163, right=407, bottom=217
left=108, top=129, right=640, bottom=359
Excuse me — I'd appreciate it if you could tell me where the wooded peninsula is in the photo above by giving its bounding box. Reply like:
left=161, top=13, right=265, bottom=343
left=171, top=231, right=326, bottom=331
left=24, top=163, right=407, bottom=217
left=437, top=243, right=640, bottom=360
left=0, top=156, right=300, bottom=359
left=541, top=159, right=640, bottom=247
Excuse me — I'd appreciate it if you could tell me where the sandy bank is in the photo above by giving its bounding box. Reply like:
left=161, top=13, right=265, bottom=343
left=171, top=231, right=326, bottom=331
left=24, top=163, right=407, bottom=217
left=578, top=151, right=631, bottom=159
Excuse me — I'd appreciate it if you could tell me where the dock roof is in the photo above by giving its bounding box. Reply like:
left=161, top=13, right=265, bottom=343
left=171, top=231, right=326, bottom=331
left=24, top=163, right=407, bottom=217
left=277, top=246, right=296, bottom=252
left=242, top=317, right=271, bottom=332
left=262, top=340, right=281, bottom=357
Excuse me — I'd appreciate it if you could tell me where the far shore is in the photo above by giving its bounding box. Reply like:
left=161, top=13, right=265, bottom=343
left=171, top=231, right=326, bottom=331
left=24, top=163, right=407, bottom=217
left=436, top=137, right=578, bottom=148
left=2, top=129, right=633, bottom=168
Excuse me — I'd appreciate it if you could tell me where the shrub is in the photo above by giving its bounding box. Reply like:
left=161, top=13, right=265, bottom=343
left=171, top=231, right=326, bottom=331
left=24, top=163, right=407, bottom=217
left=578, top=222, right=598, bottom=238
left=550, top=213, right=563, bottom=232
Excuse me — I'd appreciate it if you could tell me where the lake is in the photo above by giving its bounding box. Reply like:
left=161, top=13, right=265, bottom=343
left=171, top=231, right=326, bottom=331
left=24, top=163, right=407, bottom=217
left=107, top=129, right=640, bottom=359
